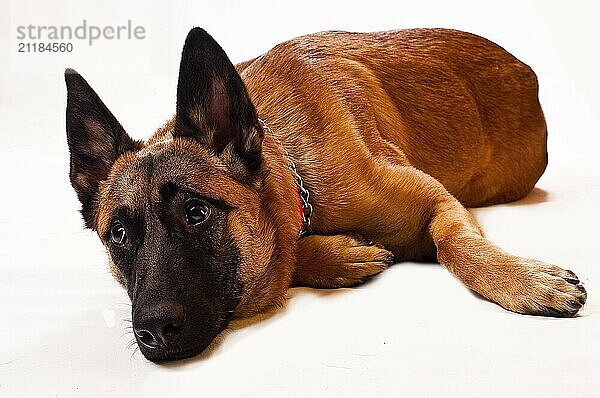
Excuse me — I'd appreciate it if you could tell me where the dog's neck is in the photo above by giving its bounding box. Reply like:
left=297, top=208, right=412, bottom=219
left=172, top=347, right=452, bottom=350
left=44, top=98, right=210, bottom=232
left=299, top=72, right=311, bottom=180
left=259, top=118, right=312, bottom=237
left=229, top=123, right=303, bottom=316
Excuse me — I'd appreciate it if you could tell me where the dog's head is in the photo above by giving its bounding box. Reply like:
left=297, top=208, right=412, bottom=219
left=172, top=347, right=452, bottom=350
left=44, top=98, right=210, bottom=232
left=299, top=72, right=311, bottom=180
left=65, top=28, right=298, bottom=361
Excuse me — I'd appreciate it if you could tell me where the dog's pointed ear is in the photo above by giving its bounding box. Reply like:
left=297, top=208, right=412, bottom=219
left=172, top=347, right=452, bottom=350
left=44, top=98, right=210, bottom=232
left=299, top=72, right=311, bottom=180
left=174, top=28, right=263, bottom=171
left=65, top=68, right=140, bottom=228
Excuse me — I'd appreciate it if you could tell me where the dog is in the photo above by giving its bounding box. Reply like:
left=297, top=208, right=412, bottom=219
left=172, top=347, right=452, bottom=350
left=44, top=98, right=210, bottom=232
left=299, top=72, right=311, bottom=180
left=65, top=27, right=587, bottom=361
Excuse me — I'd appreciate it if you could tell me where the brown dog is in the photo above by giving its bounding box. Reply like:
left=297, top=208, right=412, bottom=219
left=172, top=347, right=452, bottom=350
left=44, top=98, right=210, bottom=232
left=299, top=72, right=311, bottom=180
left=65, top=28, right=587, bottom=361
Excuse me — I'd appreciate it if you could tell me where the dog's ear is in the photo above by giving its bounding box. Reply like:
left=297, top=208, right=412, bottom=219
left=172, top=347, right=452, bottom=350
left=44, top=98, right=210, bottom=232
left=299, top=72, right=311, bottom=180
left=65, top=69, right=140, bottom=228
left=174, top=28, right=262, bottom=172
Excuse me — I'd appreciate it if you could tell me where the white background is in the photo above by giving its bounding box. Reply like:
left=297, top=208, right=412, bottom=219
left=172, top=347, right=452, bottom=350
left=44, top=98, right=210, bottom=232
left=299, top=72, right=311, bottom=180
left=1, top=0, right=599, bottom=397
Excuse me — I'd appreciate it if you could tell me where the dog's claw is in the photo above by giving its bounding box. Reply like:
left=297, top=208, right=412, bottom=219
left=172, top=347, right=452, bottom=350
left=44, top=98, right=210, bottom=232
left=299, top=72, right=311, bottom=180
left=564, top=270, right=580, bottom=285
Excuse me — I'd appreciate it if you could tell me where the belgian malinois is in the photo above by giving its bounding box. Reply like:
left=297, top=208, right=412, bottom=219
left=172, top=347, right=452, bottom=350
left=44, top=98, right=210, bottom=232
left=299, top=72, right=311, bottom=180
left=65, top=28, right=587, bottom=361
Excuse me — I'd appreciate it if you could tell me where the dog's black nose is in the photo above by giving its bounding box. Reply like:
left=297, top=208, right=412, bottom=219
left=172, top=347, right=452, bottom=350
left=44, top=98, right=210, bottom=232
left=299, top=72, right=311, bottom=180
left=134, top=303, right=184, bottom=349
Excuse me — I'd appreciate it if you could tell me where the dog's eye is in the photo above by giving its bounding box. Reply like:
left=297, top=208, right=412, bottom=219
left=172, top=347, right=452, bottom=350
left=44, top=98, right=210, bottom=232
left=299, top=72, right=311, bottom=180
left=185, top=200, right=211, bottom=225
left=110, top=221, right=127, bottom=246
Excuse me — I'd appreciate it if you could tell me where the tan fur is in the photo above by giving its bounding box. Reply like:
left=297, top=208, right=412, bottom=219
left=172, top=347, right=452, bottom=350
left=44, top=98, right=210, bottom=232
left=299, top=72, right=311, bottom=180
left=98, top=28, right=585, bottom=318
left=236, top=29, right=582, bottom=316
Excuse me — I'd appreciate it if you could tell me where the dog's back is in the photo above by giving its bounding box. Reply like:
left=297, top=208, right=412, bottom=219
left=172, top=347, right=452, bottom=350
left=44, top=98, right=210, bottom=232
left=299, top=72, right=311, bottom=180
left=238, top=29, right=547, bottom=207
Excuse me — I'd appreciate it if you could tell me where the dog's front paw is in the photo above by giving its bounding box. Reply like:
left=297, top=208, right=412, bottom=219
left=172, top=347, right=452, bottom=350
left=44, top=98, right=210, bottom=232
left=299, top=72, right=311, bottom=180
left=494, top=259, right=587, bottom=317
left=325, top=235, right=395, bottom=288
left=293, top=234, right=394, bottom=288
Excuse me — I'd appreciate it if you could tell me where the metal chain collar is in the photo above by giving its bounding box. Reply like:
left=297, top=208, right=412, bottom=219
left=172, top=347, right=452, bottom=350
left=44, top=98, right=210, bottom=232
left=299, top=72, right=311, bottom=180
left=258, top=118, right=313, bottom=237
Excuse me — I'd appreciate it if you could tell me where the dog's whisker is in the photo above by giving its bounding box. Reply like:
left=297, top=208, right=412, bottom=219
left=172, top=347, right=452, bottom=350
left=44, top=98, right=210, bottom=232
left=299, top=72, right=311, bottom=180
left=126, top=339, right=138, bottom=350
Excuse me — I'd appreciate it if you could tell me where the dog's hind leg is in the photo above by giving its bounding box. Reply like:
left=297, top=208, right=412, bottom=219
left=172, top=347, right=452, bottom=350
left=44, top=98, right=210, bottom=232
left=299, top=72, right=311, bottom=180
left=292, top=234, right=394, bottom=288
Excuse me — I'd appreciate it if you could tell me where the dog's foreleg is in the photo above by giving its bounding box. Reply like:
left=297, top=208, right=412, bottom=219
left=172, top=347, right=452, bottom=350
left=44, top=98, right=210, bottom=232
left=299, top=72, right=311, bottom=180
left=356, top=165, right=586, bottom=317
left=422, top=175, right=587, bottom=317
